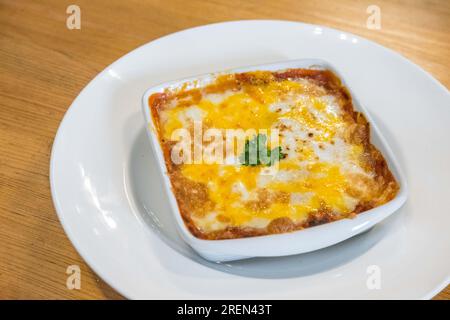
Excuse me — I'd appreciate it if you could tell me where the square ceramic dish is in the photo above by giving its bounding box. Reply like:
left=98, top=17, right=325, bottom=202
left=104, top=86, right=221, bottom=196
left=141, top=59, right=407, bottom=262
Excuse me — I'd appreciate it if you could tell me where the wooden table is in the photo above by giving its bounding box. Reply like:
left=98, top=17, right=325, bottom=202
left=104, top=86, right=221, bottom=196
left=0, top=0, right=448, bottom=300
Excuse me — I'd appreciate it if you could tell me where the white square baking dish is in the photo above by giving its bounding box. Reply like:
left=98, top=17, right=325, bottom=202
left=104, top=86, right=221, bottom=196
left=141, top=59, right=408, bottom=262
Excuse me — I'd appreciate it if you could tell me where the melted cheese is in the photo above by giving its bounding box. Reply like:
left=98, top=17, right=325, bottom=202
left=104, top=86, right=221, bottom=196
left=158, top=73, right=373, bottom=232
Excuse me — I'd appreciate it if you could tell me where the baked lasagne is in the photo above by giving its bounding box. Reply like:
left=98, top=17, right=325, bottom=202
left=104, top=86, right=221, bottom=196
left=148, top=68, right=399, bottom=240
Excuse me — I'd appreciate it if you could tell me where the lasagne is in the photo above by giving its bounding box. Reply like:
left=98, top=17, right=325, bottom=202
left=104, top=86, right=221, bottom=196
left=148, top=68, right=399, bottom=240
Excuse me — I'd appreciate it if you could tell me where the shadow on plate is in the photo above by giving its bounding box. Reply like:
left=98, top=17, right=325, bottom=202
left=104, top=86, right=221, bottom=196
left=127, top=125, right=403, bottom=279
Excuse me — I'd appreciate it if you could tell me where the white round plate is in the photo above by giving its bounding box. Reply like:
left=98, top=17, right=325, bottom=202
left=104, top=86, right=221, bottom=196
left=50, top=20, right=450, bottom=299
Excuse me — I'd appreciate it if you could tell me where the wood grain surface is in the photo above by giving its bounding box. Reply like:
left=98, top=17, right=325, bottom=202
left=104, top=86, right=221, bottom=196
left=0, top=0, right=448, bottom=300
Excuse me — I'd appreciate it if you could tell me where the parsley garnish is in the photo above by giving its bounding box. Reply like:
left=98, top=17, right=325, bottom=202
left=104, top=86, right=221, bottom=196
left=239, top=134, right=286, bottom=166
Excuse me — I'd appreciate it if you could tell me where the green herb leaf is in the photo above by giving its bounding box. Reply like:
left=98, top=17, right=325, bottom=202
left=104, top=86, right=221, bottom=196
left=239, top=134, right=286, bottom=166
